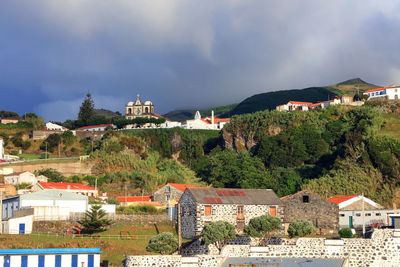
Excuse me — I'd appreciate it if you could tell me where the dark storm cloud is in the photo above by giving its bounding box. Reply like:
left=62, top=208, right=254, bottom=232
left=1, top=1, right=400, bottom=121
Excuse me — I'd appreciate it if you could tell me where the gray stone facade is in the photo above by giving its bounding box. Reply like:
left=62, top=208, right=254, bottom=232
left=152, top=184, right=186, bottom=206
left=179, top=189, right=284, bottom=239
left=281, top=190, right=339, bottom=234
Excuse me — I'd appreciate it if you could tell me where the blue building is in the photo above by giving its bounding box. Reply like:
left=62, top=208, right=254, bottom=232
left=1, top=196, right=20, bottom=220
left=0, top=248, right=102, bottom=267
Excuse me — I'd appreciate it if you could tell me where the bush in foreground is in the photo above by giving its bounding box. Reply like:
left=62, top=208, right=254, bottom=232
left=146, top=232, right=178, bottom=255
left=288, top=219, right=316, bottom=238
left=339, top=228, right=353, bottom=238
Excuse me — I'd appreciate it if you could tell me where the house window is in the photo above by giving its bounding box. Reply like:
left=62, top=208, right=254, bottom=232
left=204, top=206, right=212, bottom=215
left=356, top=213, right=361, bottom=216
left=302, top=195, right=309, bottom=203
left=366, top=213, right=371, bottom=217
left=188, top=207, right=191, bottom=216
left=376, top=213, right=381, bottom=216
left=237, top=206, right=244, bottom=219
left=204, top=221, right=210, bottom=226
left=181, top=206, right=184, bottom=215
left=269, top=207, right=276, bottom=216
left=340, top=214, right=345, bottom=217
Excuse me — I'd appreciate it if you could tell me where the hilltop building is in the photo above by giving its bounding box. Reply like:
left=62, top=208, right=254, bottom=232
left=125, top=95, right=156, bottom=119
left=179, top=188, right=283, bottom=238
left=152, top=183, right=201, bottom=206
left=363, top=86, right=400, bottom=100
left=184, top=111, right=230, bottom=130
left=45, top=122, right=67, bottom=131
left=36, top=182, right=98, bottom=197
left=276, top=95, right=358, bottom=112
left=0, top=117, right=21, bottom=124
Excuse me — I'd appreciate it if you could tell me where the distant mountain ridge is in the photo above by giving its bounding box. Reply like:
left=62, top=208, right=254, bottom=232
left=164, top=77, right=381, bottom=120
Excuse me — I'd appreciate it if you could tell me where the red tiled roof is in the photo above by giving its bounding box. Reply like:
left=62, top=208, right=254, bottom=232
left=327, top=195, right=359, bottom=205
left=75, top=124, right=113, bottom=130
left=168, top=183, right=199, bottom=192
left=39, top=182, right=96, bottom=191
left=200, top=117, right=231, bottom=124
left=116, top=196, right=151, bottom=202
left=289, top=101, right=313, bottom=105
left=364, top=87, right=395, bottom=93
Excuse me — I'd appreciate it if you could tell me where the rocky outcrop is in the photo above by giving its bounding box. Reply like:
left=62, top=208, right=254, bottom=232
left=222, top=125, right=282, bottom=151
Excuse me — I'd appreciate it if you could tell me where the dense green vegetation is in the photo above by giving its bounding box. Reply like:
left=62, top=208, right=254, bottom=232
left=230, top=87, right=337, bottom=116
left=193, top=105, right=400, bottom=206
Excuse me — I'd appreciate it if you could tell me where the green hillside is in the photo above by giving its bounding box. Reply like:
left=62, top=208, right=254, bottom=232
left=163, top=109, right=197, bottom=122
left=230, top=87, right=336, bottom=116
left=326, top=77, right=380, bottom=95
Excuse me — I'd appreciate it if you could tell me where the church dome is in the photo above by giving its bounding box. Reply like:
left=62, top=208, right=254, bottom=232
left=144, top=101, right=153, bottom=105
left=127, top=101, right=134, bottom=106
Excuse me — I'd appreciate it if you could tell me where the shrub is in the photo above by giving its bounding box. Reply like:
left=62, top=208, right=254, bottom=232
left=146, top=232, right=178, bottom=255
left=287, top=220, right=316, bottom=238
left=39, top=152, right=50, bottom=159
left=201, top=221, right=236, bottom=253
left=243, top=215, right=281, bottom=245
left=339, top=228, right=353, bottom=238
left=10, top=150, right=19, bottom=156
left=21, top=140, right=31, bottom=150
left=106, top=199, right=120, bottom=205
left=118, top=204, right=159, bottom=214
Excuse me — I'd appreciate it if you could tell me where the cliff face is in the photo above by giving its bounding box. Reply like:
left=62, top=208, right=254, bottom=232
left=222, top=125, right=282, bottom=151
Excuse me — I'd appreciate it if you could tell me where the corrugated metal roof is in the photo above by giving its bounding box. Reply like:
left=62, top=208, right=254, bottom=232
left=0, top=248, right=102, bottom=255
left=20, top=189, right=88, bottom=201
left=187, top=188, right=281, bottom=205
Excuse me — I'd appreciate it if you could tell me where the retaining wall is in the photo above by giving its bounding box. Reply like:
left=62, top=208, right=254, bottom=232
left=126, top=229, right=400, bottom=267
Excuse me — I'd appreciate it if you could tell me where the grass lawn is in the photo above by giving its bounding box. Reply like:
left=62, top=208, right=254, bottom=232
left=18, top=154, right=43, bottom=160
left=379, top=113, right=400, bottom=139
left=0, top=223, right=183, bottom=266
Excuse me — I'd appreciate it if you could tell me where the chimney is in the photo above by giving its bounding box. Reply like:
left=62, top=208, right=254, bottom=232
left=211, top=110, right=215, bottom=129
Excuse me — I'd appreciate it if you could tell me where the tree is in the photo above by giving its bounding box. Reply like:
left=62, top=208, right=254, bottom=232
left=34, top=168, right=64, bottom=182
left=146, top=232, right=178, bottom=254
left=61, top=130, right=76, bottom=147
left=287, top=219, right=316, bottom=238
left=23, top=113, right=44, bottom=130
left=78, top=205, right=112, bottom=234
left=78, top=93, right=95, bottom=126
left=243, top=215, right=281, bottom=245
left=339, top=228, right=353, bottom=238
left=201, top=221, right=236, bottom=253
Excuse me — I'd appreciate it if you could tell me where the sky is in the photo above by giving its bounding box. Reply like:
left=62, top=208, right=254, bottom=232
left=1, top=1, right=400, bottom=121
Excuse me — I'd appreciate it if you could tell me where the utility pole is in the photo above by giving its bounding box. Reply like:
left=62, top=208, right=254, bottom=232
left=124, top=184, right=127, bottom=207
left=45, top=142, right=48, bottom=160
left=0, top=190, right=3, bottom=234
left=362, top=193, right=365, bottom=237
left=177, top=203, right=182, bottom=253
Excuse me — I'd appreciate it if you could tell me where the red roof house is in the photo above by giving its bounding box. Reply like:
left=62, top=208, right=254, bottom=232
left=37, top=182, right=98, bottom=197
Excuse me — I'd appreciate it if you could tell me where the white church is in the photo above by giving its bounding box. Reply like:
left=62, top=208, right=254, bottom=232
left=184, top=111, right=230, bottom=130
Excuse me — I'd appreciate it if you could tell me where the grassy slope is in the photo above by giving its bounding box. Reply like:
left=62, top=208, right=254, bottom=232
left=0, top=223, right=181, bottom=264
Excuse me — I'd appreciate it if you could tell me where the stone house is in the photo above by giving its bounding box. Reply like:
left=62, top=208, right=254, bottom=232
left=152, top=183, right=200, bottom=206
left=179, top=188, right=283, bottom=239
left=281, top=190, right=339, bottom=234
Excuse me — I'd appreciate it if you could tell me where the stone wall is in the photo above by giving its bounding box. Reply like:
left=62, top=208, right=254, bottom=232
left=180, top=190, right=284, bottom=239
left=180, top=190, right=197, bottom=238
left=126, top=230, right=400, bottom=267
left=153, top=185, right=184, bottom=206
left=281, top=190, right=338, bottom=234
left=4, top=161, right=93, bottom=177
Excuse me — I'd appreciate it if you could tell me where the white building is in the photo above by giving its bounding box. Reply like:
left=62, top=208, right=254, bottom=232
left=276, top=101, right=313, bottom=111
left=75, top=124, right=115, bottom=132
left=1, top=209, right=34, bottom=235
left=20, top=189, right=88, bottom=221
left=327, top=194, right=390, bottom=229
left=45, top=122, right=67, bottom=131
left=36, top=182, right=98, bottom=197
left=0, top=138, right=4, bottom=160
left=364, top=86, right=400, bottom=100
left=4, top=171, right=42, bottom=186
left=185, top=111, right=230, bottom=130
left=0, top=248, right=102, bottom=267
